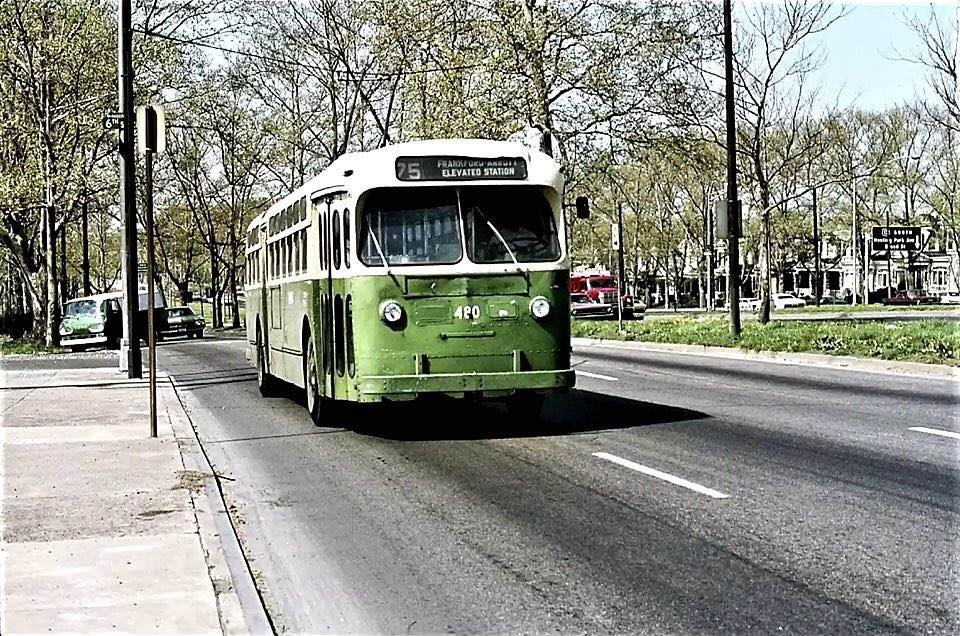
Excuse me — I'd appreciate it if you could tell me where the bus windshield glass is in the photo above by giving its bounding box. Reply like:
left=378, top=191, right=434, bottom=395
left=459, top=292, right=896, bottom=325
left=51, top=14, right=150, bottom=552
left=63, top=300, right=98, bottom=317
left=462, top=186, right=560, bottom=263
left=359, top=189, right=462, bottom=266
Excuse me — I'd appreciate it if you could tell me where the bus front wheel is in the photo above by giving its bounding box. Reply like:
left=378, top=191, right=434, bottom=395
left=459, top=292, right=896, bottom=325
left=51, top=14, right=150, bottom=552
left=304, top=334, right=323, bottom=425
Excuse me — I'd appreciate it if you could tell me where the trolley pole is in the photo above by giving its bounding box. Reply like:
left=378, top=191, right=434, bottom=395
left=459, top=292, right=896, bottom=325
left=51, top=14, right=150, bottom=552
left=722, top=0, right=742, bottom=338
left=118, top=0, right=141, bottom=378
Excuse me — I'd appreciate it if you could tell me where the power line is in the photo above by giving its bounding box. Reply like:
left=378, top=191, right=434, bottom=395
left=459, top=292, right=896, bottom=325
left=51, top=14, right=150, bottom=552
left=134, top=28, right=486, bottom=80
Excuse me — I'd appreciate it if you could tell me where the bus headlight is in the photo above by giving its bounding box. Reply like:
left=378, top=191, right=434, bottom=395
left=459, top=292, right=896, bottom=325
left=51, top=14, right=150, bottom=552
left=59, top=324, right=72, bottom=335
left=379, top=300, right=404, bottom=325
left=530, top=296, right=550, bottom=319
left=89, top=323, right=104, bottom=333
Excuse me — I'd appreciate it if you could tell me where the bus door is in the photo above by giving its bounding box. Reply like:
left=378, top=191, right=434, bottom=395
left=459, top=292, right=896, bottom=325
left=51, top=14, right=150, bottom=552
left=320, top=198, right=335, bottom=400
left=259, top=224, right=269, bottom=364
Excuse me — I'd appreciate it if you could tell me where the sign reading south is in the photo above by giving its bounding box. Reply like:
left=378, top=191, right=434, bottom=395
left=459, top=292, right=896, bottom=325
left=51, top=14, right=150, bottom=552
left=396, top=156, right=528, bottom=181
left=872, top=226, right=922, bottom=250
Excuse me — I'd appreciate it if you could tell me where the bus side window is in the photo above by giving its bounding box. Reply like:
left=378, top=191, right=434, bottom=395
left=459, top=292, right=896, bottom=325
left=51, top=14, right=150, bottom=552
left=343, top=210, right=350, bottom=269
left=301, top=229, right=307, bottom=272
left=332, top=210, right=342, bottom=270
left=319, top=208, right=326, bottom=269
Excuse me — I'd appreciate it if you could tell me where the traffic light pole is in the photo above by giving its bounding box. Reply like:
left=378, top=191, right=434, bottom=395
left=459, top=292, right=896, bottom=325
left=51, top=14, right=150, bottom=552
left=118, top=0, right=141, bottom=378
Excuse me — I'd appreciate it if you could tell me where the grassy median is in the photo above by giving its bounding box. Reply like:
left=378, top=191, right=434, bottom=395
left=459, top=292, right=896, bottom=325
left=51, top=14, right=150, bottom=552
left=0, top=336, right=66, bottom=356
left=573, top=318, right=959, bottom=366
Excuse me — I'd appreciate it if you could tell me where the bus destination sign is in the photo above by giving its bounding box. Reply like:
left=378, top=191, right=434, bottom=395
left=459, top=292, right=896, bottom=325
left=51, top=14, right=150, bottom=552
left=396, top=156, right=528, bottom=181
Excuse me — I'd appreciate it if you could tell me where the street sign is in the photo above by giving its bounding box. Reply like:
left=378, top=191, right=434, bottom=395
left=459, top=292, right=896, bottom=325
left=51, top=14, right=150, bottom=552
left=872, top=226, right=921, bottom=251
left=715, top=198, right=741, bottom=240
left=611, top=222, right=620, bottom=250
left=136, top=104, right=165, bottom=154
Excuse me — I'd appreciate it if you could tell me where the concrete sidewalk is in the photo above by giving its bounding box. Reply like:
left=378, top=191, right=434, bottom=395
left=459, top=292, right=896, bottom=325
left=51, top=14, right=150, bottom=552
left=0, top=363, right=260, bottom=634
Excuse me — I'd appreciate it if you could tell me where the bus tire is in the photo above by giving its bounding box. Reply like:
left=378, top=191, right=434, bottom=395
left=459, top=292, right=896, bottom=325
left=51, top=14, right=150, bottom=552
left=506, top=393, right=545, bottom=420
left=304, top=333, right=322, bottom=425
left=256, top=326, right=277, bottom=397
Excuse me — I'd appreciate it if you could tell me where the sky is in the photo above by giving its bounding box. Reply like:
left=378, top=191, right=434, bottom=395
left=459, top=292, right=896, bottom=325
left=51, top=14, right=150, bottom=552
left=803, top=2, right=957, bottom=112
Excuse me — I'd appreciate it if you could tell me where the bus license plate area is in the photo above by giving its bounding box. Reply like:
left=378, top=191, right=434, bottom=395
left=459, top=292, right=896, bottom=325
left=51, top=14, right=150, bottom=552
left=414, top=299, right=520, bottom=326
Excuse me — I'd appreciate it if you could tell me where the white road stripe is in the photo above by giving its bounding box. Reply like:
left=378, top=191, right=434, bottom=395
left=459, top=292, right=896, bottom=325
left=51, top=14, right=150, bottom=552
left=593, top=452, right=730, bottom=499
left=908, top=426, right=960, bottom=440
left=577, top=370, right=618, bottom=382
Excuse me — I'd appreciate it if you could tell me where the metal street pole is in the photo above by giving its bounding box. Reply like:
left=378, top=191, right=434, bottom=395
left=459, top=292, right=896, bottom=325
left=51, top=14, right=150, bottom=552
left=118, top=0, right=141, bottom=378
left=813, top=186, right=821, bottom=307
left=81, top=188, right=91, bottom=296
left=616, top=202, right=626, bottom=332
left=145, top=149, right=157, bottom=438
left=723, top=0, right=742, bottom=337
left=852, top=176, right=858, bottom=305
left=886, top=206, right=893, bottom=298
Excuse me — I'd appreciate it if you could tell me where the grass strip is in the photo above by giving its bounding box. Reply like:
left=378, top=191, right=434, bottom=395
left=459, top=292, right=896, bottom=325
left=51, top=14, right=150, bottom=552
left=573, top=318, right=959, bottom=366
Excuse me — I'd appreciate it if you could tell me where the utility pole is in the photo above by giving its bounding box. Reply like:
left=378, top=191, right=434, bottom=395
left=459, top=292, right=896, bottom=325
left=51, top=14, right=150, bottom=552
left=813, top=186, right=821, bottom=306
left=43, top=75, right=60, bottom=347
left=118, top=0, right=141, bottom=378
left=723, top=0, right=741, bottom=337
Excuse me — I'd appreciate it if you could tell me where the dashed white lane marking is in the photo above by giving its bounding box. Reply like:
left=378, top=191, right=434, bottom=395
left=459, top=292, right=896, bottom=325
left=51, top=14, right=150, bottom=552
left=593, top=452, right=730, bottom=499
left=909, top=427, right=960, bottom=440
left=577, top=371, right=618, bottom=382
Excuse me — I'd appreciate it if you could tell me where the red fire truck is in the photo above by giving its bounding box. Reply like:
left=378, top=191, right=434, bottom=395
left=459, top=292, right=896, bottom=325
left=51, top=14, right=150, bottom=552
left=569, top=273, right=637, bottom=318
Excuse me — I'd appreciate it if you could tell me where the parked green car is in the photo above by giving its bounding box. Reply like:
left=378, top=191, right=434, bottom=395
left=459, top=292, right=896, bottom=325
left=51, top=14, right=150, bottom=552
left=59, top=292, right=123, bottom=351
left=160, top=306, right=205, bottom=340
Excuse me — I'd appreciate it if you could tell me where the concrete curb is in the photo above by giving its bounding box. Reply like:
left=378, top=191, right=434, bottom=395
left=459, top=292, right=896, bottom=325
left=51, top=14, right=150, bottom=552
left=159, top=374, right=275, bottom=635
left=571, top=338, right=960, bottom=380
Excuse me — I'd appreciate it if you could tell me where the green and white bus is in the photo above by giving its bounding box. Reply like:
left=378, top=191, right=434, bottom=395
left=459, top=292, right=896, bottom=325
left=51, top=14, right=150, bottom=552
left=244, top=139, right=575, bottom=423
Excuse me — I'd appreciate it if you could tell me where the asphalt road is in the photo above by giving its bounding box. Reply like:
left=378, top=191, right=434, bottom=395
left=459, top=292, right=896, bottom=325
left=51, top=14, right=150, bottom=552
left=156, top=337, right=960, bottom=634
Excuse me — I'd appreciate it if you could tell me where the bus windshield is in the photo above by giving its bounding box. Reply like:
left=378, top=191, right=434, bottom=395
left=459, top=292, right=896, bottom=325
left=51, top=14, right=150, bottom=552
left=358, top=186, right=560, bottom=266
left=359, top=189, right=462, bottom=266
left=462, top=186, right=560, bottom=263
left=63, top=300, right=98, bottom=316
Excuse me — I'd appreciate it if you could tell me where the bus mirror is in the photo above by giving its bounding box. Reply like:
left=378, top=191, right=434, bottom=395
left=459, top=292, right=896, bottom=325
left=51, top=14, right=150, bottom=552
left=575, top=196, right=590, bottom=219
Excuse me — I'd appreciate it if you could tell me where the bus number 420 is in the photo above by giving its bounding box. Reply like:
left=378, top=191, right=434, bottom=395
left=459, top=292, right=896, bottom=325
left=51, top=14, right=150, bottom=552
left=454, top=305, right=480, bottom=320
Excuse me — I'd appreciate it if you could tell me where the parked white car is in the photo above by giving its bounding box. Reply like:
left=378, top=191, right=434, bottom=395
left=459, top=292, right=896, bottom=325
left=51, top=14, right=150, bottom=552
left=773, top=293, right=806, bottom=309
left=938, top=292, right=960, bottom=304
left=739, top=297, right=761, bottom=311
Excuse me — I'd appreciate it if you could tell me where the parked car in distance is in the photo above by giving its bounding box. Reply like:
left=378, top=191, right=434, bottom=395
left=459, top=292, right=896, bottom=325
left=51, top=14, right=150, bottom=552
left=571, top=292, right=613, bottom=319
left=772, top=293, right=806, bottom=309
left=882, top=290, right=939, bottom=306
left=160, top=306, right=205, bottom=339
left=938, top=292, right=960, bottom=304
left=59, top=292, right=123, bottom=351
left=739, top=297, right=760, bottom=311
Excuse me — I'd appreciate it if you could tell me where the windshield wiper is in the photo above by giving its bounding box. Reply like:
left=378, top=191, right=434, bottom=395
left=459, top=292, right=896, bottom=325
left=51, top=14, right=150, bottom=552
left=458, top=191, right=522, bottom=272
left=367, top=225, right=401, bottom=288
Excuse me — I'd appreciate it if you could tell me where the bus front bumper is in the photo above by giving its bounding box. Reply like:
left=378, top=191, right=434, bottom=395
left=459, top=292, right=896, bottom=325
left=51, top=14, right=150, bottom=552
left=358, top=369, right=576, bottom=401
left=61, top=335, right=108, bottom=347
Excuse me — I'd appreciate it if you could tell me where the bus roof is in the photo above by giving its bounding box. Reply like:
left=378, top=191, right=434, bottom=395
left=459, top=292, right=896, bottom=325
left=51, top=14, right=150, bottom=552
left=63, top=291, right=122, bottom=304
left=248, top=139, right=564, bottom=234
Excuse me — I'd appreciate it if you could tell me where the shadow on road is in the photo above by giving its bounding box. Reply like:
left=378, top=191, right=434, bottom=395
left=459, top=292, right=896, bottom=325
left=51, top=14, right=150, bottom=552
left=347, top=389, right=710, bottom=441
